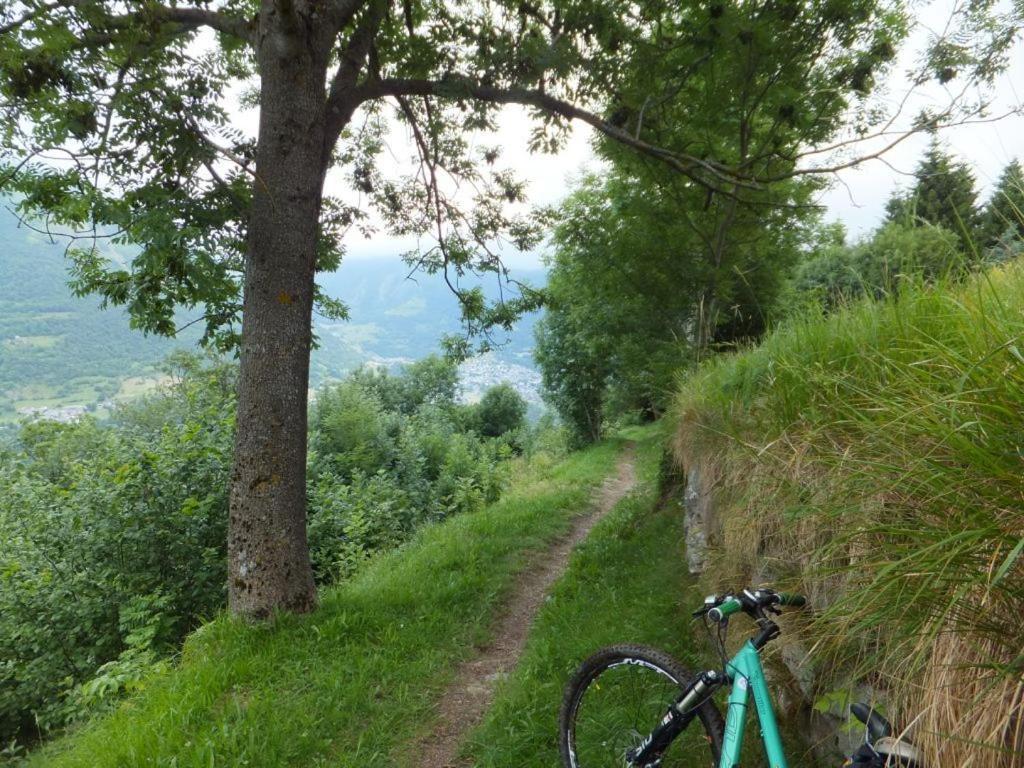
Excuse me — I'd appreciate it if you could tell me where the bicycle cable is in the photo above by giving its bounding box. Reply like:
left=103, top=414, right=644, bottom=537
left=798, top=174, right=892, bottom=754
left=698, top=613, right=730, bottom=677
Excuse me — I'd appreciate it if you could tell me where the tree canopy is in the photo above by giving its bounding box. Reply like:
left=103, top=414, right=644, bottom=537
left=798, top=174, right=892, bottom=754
left=473, top=382, right=527, bottom=438
left=1, top=0, right=1018, bottom=616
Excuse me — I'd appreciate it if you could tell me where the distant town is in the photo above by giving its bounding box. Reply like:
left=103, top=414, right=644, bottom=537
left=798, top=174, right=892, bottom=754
left=458, top=352, right=543, bottom=405
left=14, top=352, right=544, bottom=424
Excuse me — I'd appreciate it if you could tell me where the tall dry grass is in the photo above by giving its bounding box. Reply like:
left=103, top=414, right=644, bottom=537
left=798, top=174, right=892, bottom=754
left=672, top=262, right=1024, bottom=768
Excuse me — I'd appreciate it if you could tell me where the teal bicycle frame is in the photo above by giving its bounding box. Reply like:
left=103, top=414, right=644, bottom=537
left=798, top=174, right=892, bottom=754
left=719, top=640, right=788, bottom=768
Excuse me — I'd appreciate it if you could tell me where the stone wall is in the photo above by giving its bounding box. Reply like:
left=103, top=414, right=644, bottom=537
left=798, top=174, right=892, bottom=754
left=678, top=458, right=874, bottom=764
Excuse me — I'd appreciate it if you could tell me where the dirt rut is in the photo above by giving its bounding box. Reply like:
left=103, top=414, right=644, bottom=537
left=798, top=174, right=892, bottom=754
left=409, top=445, right=639, bottom=768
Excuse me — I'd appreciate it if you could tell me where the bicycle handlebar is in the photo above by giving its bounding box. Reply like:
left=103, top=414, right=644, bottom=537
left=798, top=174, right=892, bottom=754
left=707, top=597, right=743, bottom=622
left=699, top=588, right=807, bottom=624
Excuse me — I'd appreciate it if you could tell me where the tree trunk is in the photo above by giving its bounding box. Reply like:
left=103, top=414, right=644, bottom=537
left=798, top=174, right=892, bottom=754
left=227, top=27, right=329, bottom=619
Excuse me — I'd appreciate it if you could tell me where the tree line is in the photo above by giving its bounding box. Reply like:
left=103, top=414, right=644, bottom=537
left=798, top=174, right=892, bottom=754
left=536, top=143, right=1024, bottom=445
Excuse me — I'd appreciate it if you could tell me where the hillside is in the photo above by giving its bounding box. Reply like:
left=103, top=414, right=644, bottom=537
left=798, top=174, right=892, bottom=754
left=23, top=426, right=703, bottom=767
left=671, top=263, right=1024, bottom=767
left=0, top=207, right=545, bottom=420
left=314, top=258, right=545, bottom=403
left=0, top=211, right=200, bottom=420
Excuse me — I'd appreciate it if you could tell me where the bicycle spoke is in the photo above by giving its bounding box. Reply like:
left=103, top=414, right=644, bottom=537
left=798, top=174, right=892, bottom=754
left=572, top=663, right=694, bottom=767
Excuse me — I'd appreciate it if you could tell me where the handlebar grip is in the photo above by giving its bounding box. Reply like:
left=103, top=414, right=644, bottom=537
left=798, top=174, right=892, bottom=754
left=777, top=593, right=806, bottom=607
left=708, top=597, right=743, bottom=623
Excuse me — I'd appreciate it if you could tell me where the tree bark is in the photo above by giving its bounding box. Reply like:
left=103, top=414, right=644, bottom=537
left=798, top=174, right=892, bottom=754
left=227, top=21, right=330, bottom=619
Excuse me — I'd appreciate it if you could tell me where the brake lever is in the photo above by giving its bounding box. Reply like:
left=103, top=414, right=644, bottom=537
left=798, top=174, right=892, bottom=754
left=693, top=595, right=720, bottom=619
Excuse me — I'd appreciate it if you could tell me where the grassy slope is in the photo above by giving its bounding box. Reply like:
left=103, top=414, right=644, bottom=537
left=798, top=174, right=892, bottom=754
left=461, top=424, right=717, bottom=768
left=671, top=264, right=1024, bottom=766
left=30, top=441, right=623, bottom=767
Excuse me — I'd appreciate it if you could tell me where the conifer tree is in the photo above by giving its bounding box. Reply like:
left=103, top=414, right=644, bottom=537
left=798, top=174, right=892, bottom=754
left=979, top=159, right=1024, bottom=248
left=886, top=141, right=980, bottom=244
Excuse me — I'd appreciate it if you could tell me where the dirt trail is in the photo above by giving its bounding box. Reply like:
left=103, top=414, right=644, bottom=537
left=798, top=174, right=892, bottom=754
left=408, top=445, right=638, bottom=768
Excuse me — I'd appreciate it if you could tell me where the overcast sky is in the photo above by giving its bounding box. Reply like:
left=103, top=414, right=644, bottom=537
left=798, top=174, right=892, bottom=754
left=318, top=1, right=1023, bottom=268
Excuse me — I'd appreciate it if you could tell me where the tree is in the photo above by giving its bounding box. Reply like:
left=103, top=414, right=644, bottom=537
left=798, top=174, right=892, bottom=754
left=588, top=0, right=900, bottom=349
left=534, top=301, right=610, bottom=446
left=979, top=159, right=1024, bottom=250
left=535, top=174, right=701, bottom=432
left=397, top=355, right=459, bottom=412
left=794, top=220, right=963, bottom=306
left=535, top=168, right=811, bottom=437
left=0, top=0, right=1012, bottom=618
left=309, top=379, right=394, bottom=480
left=473, top=382, right=526, bottom=438
left=531, top=0, right=899, bottom=433
left=885, top=141, right=980, bottom=244
left=349, top=355, right=458, bottom=415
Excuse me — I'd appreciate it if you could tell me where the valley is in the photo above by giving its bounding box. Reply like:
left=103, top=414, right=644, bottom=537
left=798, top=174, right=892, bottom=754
left=0, top=207, right=545, bottom=422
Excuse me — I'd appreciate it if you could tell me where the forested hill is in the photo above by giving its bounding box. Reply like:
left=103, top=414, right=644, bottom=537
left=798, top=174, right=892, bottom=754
left=0, top=206, right=545, bottom=420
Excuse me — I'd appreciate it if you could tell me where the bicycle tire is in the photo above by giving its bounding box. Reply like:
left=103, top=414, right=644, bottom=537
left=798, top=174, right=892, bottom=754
left=559, top=644, right=725, bottom=768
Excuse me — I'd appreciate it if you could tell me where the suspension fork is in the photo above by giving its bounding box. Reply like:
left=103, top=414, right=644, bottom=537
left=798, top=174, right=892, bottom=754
left=626, top=669, right=725, bottom=767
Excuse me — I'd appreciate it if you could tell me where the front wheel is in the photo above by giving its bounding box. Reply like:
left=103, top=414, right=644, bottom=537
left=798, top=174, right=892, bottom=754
left=559, top=644, right=724, bottom=768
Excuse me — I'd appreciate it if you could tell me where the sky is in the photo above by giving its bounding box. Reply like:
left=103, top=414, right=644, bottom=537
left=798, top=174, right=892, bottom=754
left=814, top=1, right=1024, bottom=238
left=290, top=1, right=1024, bottom=267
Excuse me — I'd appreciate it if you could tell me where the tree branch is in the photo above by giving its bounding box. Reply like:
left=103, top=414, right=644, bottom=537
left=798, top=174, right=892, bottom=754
left=148, top=5, right=255, bottom=41
left=1, top=0, right=256, bottom=43
left=324, top=0, right=387, bottom=149
left=0, top=0, right=72, bottom=34
left=355, top=76, right=755, bottom=192
left=324, top=0, right=367, bottom=33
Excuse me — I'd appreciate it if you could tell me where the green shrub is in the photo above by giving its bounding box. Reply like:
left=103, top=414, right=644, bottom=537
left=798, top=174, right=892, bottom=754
left=308, top=470, right=414, bottom=581
left=346, top=355, right=458, bottom=415
left=309, top=380, right=397, bottom=480
left=471, top=382, right=527, bottom=438
left=794, top=221, right=965, bottom=307
left=0, top=357, right=235, bottom=746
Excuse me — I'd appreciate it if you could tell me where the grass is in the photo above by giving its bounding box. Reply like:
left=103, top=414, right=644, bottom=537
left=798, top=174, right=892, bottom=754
left=462, top=423, right=813, bottom=768
left=672, top=262, right=1024, bottom=768
left=28, top=439, right=624, bottom=767
left=461, top=427, right=711, bottom=768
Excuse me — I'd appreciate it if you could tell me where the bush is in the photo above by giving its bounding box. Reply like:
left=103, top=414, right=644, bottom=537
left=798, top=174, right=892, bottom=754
left=794, top=221, right=965, bottom=307
left=309, top=380, right=397, bottom=480
left=346, top=355, right=458, bottom=415
left=472, top=382, right=528, bottom=438
left=308, top=470, right=414, bottom=582
left=0, top=356, right=235, bottom=746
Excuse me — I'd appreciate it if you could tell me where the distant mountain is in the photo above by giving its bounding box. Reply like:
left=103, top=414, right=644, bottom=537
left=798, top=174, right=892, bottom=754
left=0, top=209, right=200, bottom=421
left=0, top=206, right=546, bottom=420
left=313, top=258, right=546, bottom=393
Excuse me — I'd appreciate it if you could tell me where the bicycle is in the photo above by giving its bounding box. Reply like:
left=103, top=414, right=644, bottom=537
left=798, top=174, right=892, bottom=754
left=558, top=587, right=922, bottom=768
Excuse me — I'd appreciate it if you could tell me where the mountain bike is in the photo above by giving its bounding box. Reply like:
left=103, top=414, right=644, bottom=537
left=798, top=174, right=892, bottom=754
left=558, top=587, right=922, bottom=768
